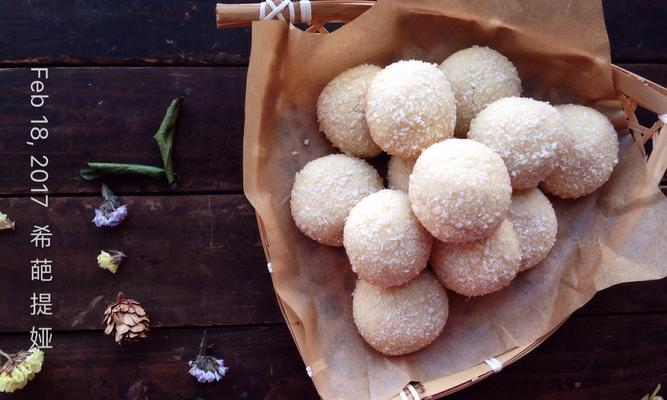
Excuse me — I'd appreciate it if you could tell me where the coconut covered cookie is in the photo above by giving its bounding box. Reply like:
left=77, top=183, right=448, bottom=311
left=541, top=104, right=619, bottom=199
left=508, top=188, right=558, bottom=271
left=344, top=189, right=432, bottom=288
left=431, top=219, right=521, bottom=297
left=439, top=46, right=522, bottom=137
left=290, top=154, right=383, bottom=246
left=409, top=139, right=512, bottom=242
left=366, top=60, right=457, bottom=159
left=317, top=64, right=383, bottom=158
left=468, top=97, right=563, bottom=190
left=352, top=271, right=449, bottom=356
left=387, top=156, right=415, bottom=192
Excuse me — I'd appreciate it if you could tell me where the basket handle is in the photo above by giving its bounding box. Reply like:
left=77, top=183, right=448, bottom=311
left=612, top=65, right=667, bottom=187
left=215, top=1, right=374, bottom=30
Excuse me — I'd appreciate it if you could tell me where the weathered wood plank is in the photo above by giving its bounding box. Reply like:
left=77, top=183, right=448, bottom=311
left=0, top=64, right=664, bottom=196
left=620, top=63, right=667, bottom=86
left=0, top=193, right=665, bottom=333
left=0, top=0, right=664, bottom=65
left=0, top=195, right=283, bottom=332
left=603, top=0, right=667, bottom=63
left=0, top=0, right=251, bottom=66
left=0, top=315, right=665, bottom=399
left=0, top=67, right=247, bottom=195
left=448, top=314, right=667, bottom=400
left=579, top=278, right=667, bottom=316
left=0, top=325, right=318, bottom=400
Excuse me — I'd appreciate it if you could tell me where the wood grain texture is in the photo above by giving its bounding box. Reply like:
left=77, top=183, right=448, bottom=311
left=0, top=325, right=319, bottom=400
left=0, top=0, right=664, bottom=66
left=580, top=278, right=667, bottom=315
left=0, top=195, right=283, bottom=333
left=603, top=0, right=667, bottom=62
left=0, top=193, right=664, bottom=334
left=0, top=315, right=664, bottom=399
left=447, top=314, right=667, bottom=400
left=0, top=67, right=246, bottom=195
left=0, top=0, right=251, bottom=66
left=0, top=64, right=664, bottom=196
left=0, top=2, right=665, bottom=398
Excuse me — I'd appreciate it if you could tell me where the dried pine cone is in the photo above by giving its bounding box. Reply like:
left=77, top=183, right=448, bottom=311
left=103, top=292, right=149, bottom=345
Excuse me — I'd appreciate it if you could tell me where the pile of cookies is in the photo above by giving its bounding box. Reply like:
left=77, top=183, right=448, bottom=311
left=290, top=46, right=620, bottom=356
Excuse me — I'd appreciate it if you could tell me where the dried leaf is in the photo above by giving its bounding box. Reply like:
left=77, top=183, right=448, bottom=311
left=80, top=162, right=166, bottom=181
left=153, top=97, right=184, bottom=189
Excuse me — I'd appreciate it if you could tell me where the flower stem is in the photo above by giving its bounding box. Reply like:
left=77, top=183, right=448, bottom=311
left=0, top=349, right=12, bottom=362
left=0, top=349, right=13, bottom=371
left=198, top=330, right=208, bottom=356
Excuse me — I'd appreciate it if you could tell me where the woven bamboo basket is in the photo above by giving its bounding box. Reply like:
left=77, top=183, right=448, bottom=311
left=216, top=2, right=667, bottom=399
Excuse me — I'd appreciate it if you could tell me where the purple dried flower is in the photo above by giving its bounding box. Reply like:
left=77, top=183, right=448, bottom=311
left=188, top=331, right=229, bottom=383
left=188, top=356, right=228, bottom=383
left=92, top=184, right=127, bottom=228
left=92, top=206, right=128, bottom=228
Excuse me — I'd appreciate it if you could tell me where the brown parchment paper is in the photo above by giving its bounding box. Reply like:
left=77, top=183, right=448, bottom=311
left=242, top=1, right=667, bottom=399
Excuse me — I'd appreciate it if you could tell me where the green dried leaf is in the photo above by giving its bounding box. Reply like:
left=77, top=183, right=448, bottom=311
left=153, top=97, right=183, bottom=189
left=80, top=162, right=166, bottom=181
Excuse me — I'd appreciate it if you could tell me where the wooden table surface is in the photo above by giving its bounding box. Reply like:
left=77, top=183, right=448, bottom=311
left=0, top=1, right=665, bottom=399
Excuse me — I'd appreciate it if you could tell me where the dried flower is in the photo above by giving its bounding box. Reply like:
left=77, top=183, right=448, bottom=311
left=0, top=212, right=15, bottom=231
left=97, top=250, right=126, bottom=274
left=103, top=292, right=150, bottom=345
left=0, top=348, right=44, bottom=393
left=92, top=184, right=128, bottom=228
left=188, top=331, right=229, bottom=383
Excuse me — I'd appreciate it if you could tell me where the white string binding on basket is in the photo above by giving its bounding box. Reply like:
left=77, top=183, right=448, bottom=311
left=398, top=384, right=421, bottom=400
left=484, top=357, right=503, bottom=373
left=407, top=384, right=420, bottom=399
left=259, top=0, right=312, bottom=24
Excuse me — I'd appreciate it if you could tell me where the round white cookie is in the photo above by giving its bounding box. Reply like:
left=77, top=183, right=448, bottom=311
left=366, top=60, right=456, bottom=159
left=344, top=189, right=432, bottom=287
left=352, top=271, right=449, bottom=356
left=409, top=139, right=512, bottom=242
left=291, top=154, right=383, bottom=246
